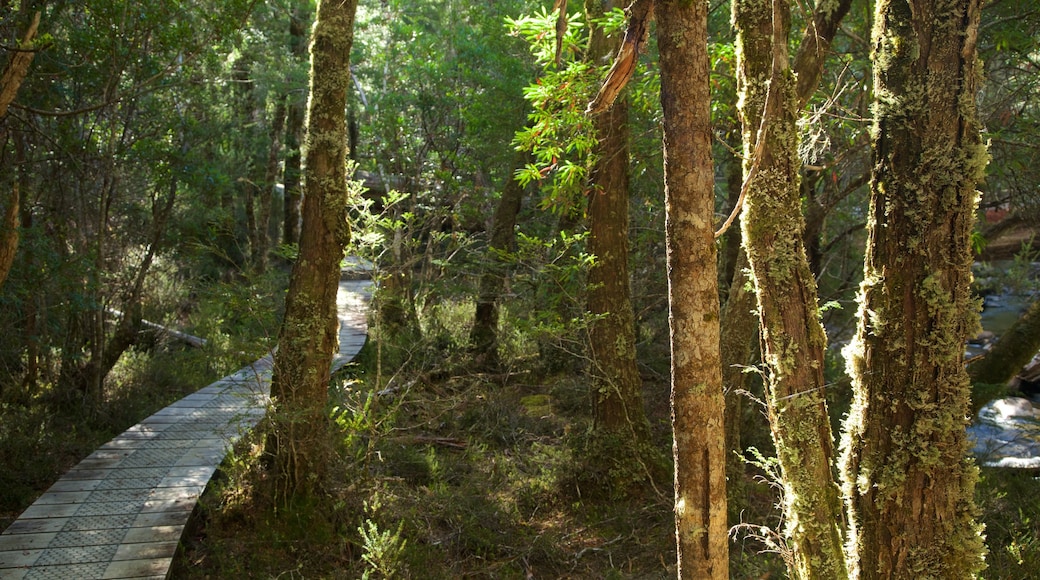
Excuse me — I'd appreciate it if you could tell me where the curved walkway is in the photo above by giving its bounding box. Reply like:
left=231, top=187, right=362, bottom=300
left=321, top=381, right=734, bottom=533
left=0, top=276, right=372, bottom=579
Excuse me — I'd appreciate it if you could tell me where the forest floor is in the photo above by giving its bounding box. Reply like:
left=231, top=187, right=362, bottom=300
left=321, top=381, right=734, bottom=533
left=164, top=332, right=1040, bottom=578
left=165, top=331, right=787, bottom=579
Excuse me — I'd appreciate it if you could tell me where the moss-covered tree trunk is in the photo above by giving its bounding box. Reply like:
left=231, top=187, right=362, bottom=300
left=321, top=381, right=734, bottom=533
left=585, top=0, right=651, bottom=454
left=267, top=0, right=357, bottom=501
left=656, top=0, right=728, bottom=576
left=733, top=0, right=848, bottom=576
left=969, top=297, right=1040, bottom=385
left=721, top=0, right=851, bottom=487
left=839, top=0, right=987, bottom=576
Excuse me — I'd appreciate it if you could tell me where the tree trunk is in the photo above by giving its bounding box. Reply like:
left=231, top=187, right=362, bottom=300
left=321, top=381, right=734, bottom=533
left=656, top=0, right=728, bottom=576
left=733, top=0, right=848, bottom=576
left=267, top=0, right=358, bottom=502
left=0, top=141, right=21, bottom=291
left=256, top=96, right=287, bottom=273
left=62, top=176, right=178, bottom=399
left=720, top=250, right=759, bottom=515
left=470, top=156, right=525, bottom=370
left=282, top=3, right=310, bottom=247
left=0, top=11, right=40, bottom=120
left=585, top=0, right=651, bottom=454
left=839, top=0, right=987, bottom=576
left=0, top=12, right=40, bottom=292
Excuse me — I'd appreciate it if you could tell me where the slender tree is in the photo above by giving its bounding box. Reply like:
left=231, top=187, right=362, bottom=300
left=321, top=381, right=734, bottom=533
left=723, top=0, right=852, bottom=573
left=256, top=96, right=286, bottom=273
left=584, top=0, right=652, bottom=459
left=656, top=0, right=728, bottom=576
left=0, top=13, right=37, bottom=297
left=267, top=0, right=358, bottom=501
left=470, top=155, right=526, bottom=369
left=840, top=0, right=987, bottom=576
left=282, top=1, right=311, bottom=247
left=733, top=0, right=848, bottom=575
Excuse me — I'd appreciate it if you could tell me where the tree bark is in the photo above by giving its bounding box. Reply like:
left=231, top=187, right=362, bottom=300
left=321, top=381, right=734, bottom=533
left=0, top=11, right=41, bottom=291
left=840, top=0, right=987, bottom=576
left=470, top=155, right=525, bottom=370
left=282, top=2, right=310, bottom=247
left=720, top=250, right=758, bottom=513
left=585, top=0, right=651, bottom=453
left=255, top=96, right=287, bottom=273
left=267, top=0, right=358, bottom=502
left=0, top=11, right=40, bottom=120
left=0, top=148, right=20, bottom=291
left=733, top=0, right=848, bottom=576
left=656, top=0, right=728, bottom=576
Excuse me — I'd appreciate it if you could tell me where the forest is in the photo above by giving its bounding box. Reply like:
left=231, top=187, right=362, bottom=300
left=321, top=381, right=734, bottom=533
left=1, top=0, right=1040, bottom=578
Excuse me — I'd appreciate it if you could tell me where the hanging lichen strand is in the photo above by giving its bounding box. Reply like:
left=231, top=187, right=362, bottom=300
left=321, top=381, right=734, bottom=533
left=839, top=0, right=987, bottom=577
left=733, top=0, right=848, bottom=577
left=267, top=0, right=358, bottom=503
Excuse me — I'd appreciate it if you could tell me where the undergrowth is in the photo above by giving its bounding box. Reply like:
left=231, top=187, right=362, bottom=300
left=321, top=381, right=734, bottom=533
left=977, top=467, right=1040, bottom=579
left=170, top=297, right=790, bottom=579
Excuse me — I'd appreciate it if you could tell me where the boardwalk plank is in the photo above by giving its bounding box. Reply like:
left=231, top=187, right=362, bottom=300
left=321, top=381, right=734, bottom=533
left=0, top=277, right=372, bottom=580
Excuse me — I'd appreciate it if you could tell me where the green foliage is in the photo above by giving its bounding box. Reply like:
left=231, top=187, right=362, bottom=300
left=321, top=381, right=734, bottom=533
left=978, top=0, right=1040, bottom=216
left=332, top=382, right=382, bottom=470
left=977, top=468, right=1040, bottom=579
left=507, top=6, right=600, bottom=215
left=359, top=494, right=409, bottom=579
left=352, top=0, right=532, bottom=189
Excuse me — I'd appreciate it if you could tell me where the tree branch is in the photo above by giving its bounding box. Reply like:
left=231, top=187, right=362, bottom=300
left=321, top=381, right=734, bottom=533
left=585, top=0, right=654, bottom=116
left=0, top=11, right=41, bottom=120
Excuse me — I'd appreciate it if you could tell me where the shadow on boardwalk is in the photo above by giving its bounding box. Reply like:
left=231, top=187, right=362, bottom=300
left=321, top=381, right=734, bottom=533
left=0, top=277, right=372, bottom=580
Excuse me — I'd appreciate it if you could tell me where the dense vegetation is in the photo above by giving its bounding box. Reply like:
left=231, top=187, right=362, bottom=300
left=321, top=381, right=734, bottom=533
left=2, top=0, right=1040, bottom=577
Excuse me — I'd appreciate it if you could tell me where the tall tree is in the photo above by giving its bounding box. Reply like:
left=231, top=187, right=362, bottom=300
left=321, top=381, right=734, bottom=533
left=267, top=0, right=358, bottom=501
left=584, top=0, right=652, bottom=462
left=0, top=11, right=40, bottom=291
left=656, top=0, right=728, bottom=576
left=0, top=12, right=40, bottom=295
left=839, top=0, right=987, bottom=576
left=470, top=155, right=526, bottom=369
left=733, top=0, right=848, bottom=575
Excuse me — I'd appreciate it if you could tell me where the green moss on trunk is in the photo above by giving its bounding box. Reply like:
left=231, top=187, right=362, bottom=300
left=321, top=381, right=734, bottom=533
left=839, top=0, right=987, bottom=576
left=267, top=0, right=359, bottom=503
left=733, top=0, right=849, bottom=577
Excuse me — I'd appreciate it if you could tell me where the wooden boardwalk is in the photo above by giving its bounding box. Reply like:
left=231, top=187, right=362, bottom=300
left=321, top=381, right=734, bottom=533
left=0, top=277, right=372, bottom=579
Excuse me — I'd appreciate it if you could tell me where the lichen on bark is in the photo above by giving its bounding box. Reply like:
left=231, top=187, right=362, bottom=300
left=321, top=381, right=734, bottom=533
left=733, top=0, right=849, bottom=576
left=839, top=0, right=987, bottom=577
left=266, top=0, right=359, bottom=503
left=657, top=0, right=729, bottom=577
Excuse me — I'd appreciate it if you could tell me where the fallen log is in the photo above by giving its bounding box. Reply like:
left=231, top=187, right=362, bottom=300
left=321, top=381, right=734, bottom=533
left=106, top=307, right=207, bottom=348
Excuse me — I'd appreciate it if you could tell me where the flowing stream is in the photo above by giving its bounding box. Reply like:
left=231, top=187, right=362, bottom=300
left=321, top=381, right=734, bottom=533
left=968, top=263, right=1040, bottom=468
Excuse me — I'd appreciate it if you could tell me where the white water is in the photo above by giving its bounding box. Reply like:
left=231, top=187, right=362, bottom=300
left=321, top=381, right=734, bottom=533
left=967, top=263, right=1040, bottom=468
left=970, top=397, right=1040, bottom=468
